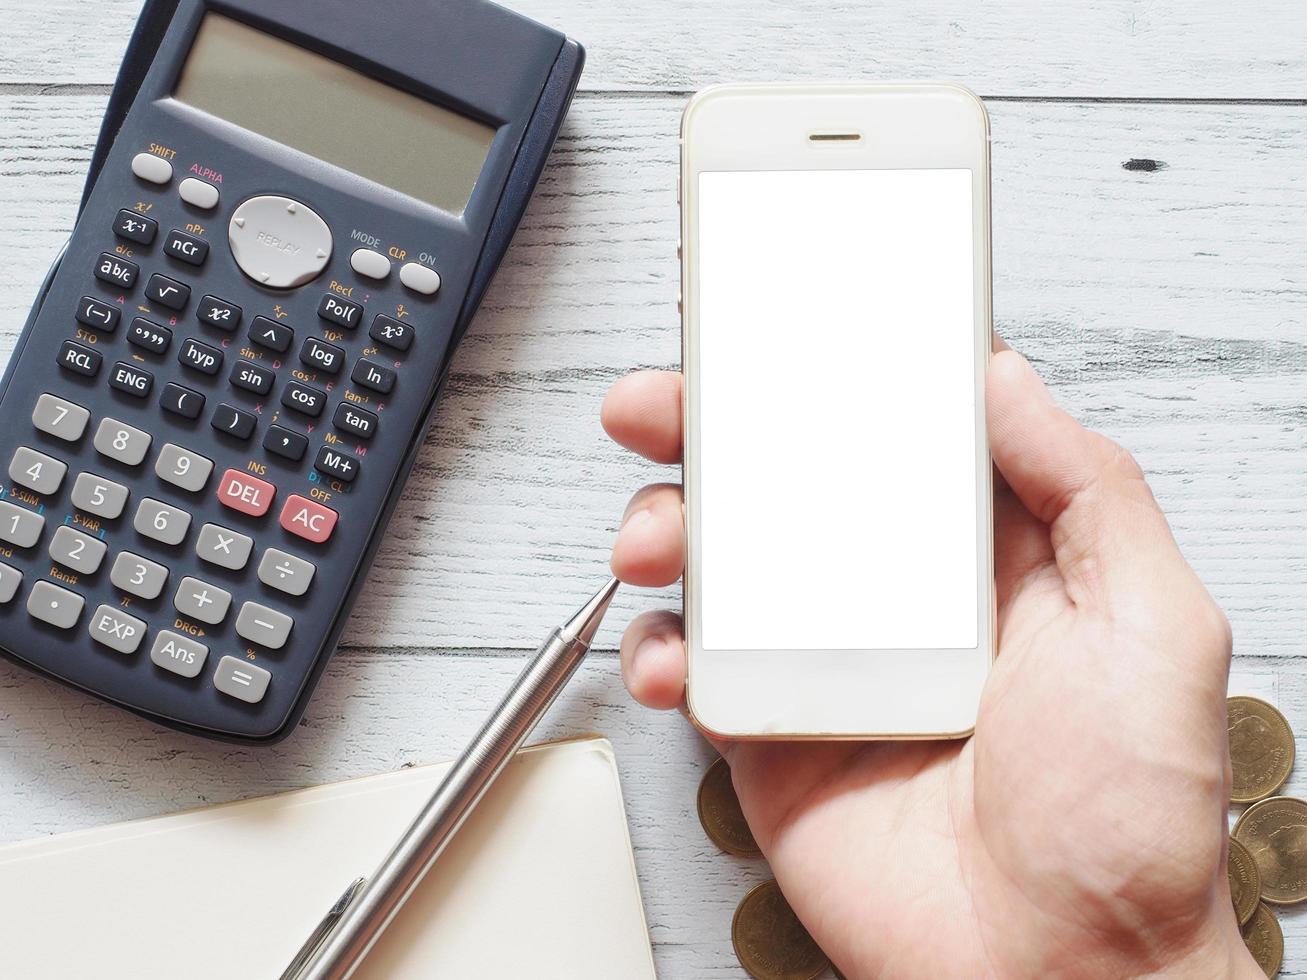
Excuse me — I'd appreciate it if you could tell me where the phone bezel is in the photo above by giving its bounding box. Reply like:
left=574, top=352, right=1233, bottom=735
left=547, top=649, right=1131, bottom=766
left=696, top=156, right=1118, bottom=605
left=681, top=82, right=995, bottom=739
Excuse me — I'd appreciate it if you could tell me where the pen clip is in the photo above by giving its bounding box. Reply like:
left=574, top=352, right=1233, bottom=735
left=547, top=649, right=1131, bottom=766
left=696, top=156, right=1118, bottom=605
left=279, top=876, right=367, bottom=980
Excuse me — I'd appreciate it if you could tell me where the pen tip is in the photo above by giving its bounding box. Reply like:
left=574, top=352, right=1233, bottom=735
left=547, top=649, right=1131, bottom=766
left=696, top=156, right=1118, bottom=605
left=562, top=577, right=620, bottom=648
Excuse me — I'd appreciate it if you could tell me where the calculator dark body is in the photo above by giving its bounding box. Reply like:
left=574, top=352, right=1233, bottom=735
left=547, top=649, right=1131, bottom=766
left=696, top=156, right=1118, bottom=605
left=0, top=0, right=582, bottom=742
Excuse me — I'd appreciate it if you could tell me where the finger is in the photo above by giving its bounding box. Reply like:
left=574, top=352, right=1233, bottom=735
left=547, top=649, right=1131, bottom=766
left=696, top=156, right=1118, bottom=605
left=986, top=350, right=1186, bottom=605
left=611, top=483, right=684, bottom=587
left=601, top=370, right=683, bottom=464
left=992, top=329, right=1011, bottom=352
left=619, top=610, right=687, bottom=710
left=992, top=472, right=1060, bottom=620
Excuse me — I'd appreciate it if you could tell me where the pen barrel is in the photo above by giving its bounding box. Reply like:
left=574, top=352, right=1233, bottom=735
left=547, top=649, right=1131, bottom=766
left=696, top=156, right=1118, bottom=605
left=291, top=628, right=587, bottom=980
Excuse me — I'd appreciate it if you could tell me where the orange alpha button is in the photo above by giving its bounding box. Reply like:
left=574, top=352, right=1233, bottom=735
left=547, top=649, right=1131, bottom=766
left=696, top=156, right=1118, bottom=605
left=217, top=469, right=276, bottom=517
left=280, top=494, right=338, bottom=543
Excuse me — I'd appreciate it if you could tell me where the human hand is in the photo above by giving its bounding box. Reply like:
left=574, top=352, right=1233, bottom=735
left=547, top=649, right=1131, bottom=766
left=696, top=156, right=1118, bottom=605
left=602, top=349, right=1254, bottom=978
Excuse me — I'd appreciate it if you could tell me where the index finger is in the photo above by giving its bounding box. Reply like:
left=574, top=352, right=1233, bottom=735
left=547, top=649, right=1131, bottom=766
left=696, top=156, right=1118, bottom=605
left=601, top=370, right=683, bottom=464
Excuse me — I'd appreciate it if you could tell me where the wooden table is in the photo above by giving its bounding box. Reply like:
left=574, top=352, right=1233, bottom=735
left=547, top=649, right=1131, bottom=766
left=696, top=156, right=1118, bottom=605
left=0, top=2, right=1303, bottom=975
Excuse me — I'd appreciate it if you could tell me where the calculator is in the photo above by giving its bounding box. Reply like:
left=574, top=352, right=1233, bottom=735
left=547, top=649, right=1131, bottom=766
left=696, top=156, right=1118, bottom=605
left=0, top=0, right=582, bottom=742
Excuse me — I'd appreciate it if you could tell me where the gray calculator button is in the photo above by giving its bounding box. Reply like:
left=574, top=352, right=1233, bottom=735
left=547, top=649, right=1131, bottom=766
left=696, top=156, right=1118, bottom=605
left=49, top=525, right=107, bottom=575
left=94, top=418, right=152, bottom=466
left=134, top=498, right=192, bottom=546
left=150, top=630, right=209, bottom=678
left=178, top=177, right=220, bottom=210
left=9, top=446, right=67, bottom=495
left=88, top=604, right=147, bottom=655
left=228, top=195, right=332, bottom=289
left=32, top=394, right=90, bottom=442
left=174, top=576, right=231, bottom=625
left=131, top=152, right=173, bottom=184
left=27, top=581, right=83, bottom=630
left=71, top=472, right=129, bottom=519
left=197, top=523, right=253, bottom=570
left=235, top=601, right=293, bottom=650
left=110, top=551, right=169, bottom=600
left=155, top=443, right=214, bottom=493
left=350, top=248, right=391, bottom=280
left=0, top=501, right=45, bottom=548
left=213, top=655, right=271, bottom=704
left=0, top=563, right=21, bottom=603
left=399, top=262, right=441, bottom=296
left=258, top=548, right=316, bottom=597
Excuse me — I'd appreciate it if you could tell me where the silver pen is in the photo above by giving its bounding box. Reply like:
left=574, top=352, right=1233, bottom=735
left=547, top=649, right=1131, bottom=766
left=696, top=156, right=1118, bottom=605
left=280, top=577, right=621, bottom=980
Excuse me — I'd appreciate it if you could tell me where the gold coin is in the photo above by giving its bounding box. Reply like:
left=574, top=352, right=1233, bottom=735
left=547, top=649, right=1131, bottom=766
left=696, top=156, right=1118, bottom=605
left=1228, top=836, right=1262, bottom=926
left=698, top=756, right=761, bottom=857
left=1233, top=797, right=1307, bottom=904
left=731, top=879, right=830, bottom=980
left=1228, top=697, right=1294, bottom=803
left=1241, top=902, right=1283, bottom=978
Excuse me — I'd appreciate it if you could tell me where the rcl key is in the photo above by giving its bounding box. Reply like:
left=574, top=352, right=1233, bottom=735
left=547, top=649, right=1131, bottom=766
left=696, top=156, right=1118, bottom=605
left=58, top=340, right=102, bottom=377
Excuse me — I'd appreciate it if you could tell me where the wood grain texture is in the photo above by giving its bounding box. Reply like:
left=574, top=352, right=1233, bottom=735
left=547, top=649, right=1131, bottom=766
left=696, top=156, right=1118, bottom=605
left=0, top=95, right=1303, bottom=653
left=1, top=3, right=1305, bottom=973
left=1, top=0, right=1306, bottom=98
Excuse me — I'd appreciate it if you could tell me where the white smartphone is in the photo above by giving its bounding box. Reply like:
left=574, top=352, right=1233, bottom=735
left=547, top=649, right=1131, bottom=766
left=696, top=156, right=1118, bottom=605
left=681, top=82, right=994, bottom=739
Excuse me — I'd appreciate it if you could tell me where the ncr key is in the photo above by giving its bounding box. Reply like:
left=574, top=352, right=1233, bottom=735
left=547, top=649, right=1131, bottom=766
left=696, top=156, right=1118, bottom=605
left=164, top=229, right=208, bottom=266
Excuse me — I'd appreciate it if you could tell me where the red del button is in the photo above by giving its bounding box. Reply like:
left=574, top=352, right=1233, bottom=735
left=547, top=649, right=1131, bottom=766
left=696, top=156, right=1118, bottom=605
left=280, top=494, right=338, bottom=543
left=217, top=469, right=276, bottom=516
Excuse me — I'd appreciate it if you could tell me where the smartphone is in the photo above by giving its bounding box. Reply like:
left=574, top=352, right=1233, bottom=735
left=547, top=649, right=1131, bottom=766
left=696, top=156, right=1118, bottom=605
left=681, top=82, right=994, bottom=739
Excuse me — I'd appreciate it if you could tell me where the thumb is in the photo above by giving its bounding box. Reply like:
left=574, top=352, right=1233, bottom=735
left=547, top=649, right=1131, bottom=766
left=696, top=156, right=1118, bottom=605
left=986, top=350, right=1188, bottom=609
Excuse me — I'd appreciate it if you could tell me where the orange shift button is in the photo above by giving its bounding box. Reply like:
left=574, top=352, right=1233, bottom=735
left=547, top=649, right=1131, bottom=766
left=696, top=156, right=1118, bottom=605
left=280, top=494, right=338, bottom=543
left=217, top=469, right=276, bottom=517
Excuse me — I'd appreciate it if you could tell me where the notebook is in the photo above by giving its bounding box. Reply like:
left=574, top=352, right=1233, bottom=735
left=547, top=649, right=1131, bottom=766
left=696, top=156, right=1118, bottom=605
left=0, top=736, right=656, bottom=979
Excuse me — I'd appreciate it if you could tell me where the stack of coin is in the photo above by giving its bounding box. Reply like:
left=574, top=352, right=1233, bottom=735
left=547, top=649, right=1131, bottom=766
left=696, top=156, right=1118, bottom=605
left=1228, top=696, right=1298, bottom=978
left=698, top=756, right=834, bottom=979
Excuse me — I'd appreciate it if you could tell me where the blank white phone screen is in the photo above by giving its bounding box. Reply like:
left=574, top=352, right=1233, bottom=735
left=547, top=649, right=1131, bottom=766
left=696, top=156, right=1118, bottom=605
left=697, top=168, right=978, bottom=651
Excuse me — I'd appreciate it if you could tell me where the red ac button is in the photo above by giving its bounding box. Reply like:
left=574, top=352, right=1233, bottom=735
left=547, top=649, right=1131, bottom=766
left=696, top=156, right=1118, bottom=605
left=280, top=494, right=338, bottom=543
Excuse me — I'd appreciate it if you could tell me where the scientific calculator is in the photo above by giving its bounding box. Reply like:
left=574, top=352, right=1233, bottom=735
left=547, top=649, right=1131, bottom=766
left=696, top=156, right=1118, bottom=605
left=0, top=0, right=582, bottom=741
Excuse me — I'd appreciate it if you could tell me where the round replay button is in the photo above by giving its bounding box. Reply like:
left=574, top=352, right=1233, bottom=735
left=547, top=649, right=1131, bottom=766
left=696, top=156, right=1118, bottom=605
left=228, top=195, right=333, bottom=290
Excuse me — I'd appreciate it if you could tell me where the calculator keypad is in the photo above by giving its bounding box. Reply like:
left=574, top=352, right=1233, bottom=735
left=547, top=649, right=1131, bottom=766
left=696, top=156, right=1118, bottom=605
left=135, top=497, right=192, bottom=546
left=94, top=418, right=152, bottom=466
left=110, top=552, right=169, bottom=600
left=71, top=472, right=129, bottom=519
left=28, top=581, right=83, bottom=630
left=155, top=443, right=214, bottom=493
left=32, top=394, right=90, bottom=442
left=151, top=630, right=208, bottom=678
left=174, top=576, right=231, bottom=625
left=9, top=446, right=67, bottom=495
left=110, top=362, right=154, bottom=398
left=89, top=605, right=147, bottom=655
left=0, top=142, right=441, bottom=736
left=0, top=501, right=45, bottom=548
left=50, top=526, right=107, bottom=575
left=196, top=523, right=253, bottom=571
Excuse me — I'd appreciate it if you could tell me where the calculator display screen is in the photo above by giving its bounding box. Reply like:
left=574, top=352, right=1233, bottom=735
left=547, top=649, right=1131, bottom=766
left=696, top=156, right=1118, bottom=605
left=695, top=167, right=979, bottom=651
left=175, top=14, right=495, bottom=215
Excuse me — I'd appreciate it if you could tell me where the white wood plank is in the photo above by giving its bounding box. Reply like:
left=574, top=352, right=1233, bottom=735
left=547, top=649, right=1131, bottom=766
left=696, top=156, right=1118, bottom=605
left=1, top=651, right=1305, bottom=976
left=2, top=0, right=1306, bottom=98
left=0, top=95, right=1302, bottom=655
